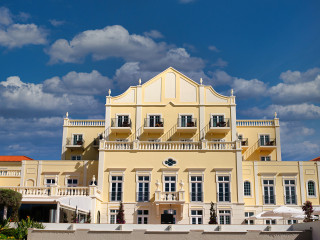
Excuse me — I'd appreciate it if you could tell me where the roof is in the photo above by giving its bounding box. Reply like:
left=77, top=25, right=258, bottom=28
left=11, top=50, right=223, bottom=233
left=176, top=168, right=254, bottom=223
left=310, top=156, right=320, bottom=161
left=0, top=156, right=33, bottom=162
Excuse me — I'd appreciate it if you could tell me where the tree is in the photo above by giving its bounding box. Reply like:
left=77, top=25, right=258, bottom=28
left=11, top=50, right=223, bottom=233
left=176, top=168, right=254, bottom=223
left=302, top=201, right=314, bottom=222
left=0, top=189, right=22, bottom=222
left=116, top=202, right=125, bottom=224
left=208, top=202, right=217, bottom=224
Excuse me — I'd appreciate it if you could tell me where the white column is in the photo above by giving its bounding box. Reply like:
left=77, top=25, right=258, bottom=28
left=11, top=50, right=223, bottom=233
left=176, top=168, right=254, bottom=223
left=230, top=96, right=237, bottom=141
left=61, top=113, right=69, bottom=160
left=83, top=161, right=88, bottom=186
left=105, top=94, right=112, bottom=139
left=136, top=84, right=142, bottom=137
left=274, top=117, right=282, bottom=161
left=97, top=150, right=105, bottom=191
left=199, top=83, right=205, bottom=137
left=37, top=161, right=42, bottom=187
left=20, top=160, right=26, bottom=186
left=236, top=145, right=244, bottom=203
left=254, top=162, right=259, bottom=205
left=56, top=202, right=60, bottom=223
left=299, top=161, right=305, bottom=204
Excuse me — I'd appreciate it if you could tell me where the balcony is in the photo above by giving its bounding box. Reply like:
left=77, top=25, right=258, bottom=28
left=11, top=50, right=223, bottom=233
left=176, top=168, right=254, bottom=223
left=111, top=118, right=132, bottom=133
left=0, top=170, right=21, bottom=177
left=144, top=118, right=164, bottom=133
left=240, top=138, right=249, bottom=150
left=258, top=138, right=276, bottom=151
left=176, top=118, right=197, bottom=133
left=263, top=195, right=276, bottom=205
left=155, top=191, right=185, bottom=204
left=208, top=118, right=230, bottom=133
left=66, top=138, right=85, bottom=150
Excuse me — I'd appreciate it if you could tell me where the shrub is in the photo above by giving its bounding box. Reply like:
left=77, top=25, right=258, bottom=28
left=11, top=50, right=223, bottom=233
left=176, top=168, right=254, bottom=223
left=15, top=216, right=45, bottom=239
left=0, top=189, right=22, bottom=222
left=302, top=201, right=314, bottom=222
left=116, top=202, right=125, bottom=224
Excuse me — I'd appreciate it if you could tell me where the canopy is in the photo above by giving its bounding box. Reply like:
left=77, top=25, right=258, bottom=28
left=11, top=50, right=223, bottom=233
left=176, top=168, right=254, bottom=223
left=261, top=206, right=303, bottom=219
left=246, top=211, right=283, bottom=220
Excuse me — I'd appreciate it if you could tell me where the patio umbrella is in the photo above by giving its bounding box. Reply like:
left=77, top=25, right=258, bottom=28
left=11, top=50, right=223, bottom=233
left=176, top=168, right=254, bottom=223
left=312, top=207, right=320, bottom=215
left=246, top=211, right=283, bottom=220
left=261, top=206, right=303, bottom=219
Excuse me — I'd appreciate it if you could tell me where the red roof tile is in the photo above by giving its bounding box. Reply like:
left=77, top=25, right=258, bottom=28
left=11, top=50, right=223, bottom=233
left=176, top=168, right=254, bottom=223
left=0, top=156, right=33, bottom=162
left=310, top=156, right=320, bottom=161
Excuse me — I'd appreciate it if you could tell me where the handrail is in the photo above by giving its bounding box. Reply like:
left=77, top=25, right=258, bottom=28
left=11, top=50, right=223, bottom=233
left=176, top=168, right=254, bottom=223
left=65, top=119, right=105, bottom=126
left=236, top=120, right=274, bottom=127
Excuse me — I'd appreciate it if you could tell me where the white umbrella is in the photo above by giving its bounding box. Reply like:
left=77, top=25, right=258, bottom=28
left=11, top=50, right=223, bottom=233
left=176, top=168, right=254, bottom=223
left=246, top=211, right=283, bottom=220
left=312, top=207, right=320, bottom=215
left=262, top=206, right=303, bottom=219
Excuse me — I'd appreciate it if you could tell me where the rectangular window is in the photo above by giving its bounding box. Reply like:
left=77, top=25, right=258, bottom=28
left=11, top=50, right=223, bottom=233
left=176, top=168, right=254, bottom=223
left=180, top=115, right=194, bottom=127
left=266, top=219, right=276, bottom=225
left=71, top=155, right=81, bottom=160
left=287, top=220, right=297, bottom=224
left=218, top=176, right=230, bottom=202
left=211, top=115, right=226, bottom=127
left=137, top=176, right=150, bottom=202
left=263, top=179, right=275, bottom=204
left=219, top=210, right=231, bottom=224
left=244, top=212, right=254, bottom=225
left=73, top=134, right=83, bottom=145
left=261, top=156, right=271, bottom=161
left=137, top=210, right=148, bottom=224
left=67, top=178, right=78, bottom=187
left=307, top=181, right=316, bottom=196
left=244, top=181, right=251, bottom=196
left=116, top=115, right=130, bottom=127
left=110, top=176, right=123, bottom=201
left=190, top=176, right=203, bottom=202
left=46, top=178, right=56, bottom=186
left=284, top=180, right=296, bottom=204
left=259, top=135, right=270, bottom=146
left=191, top=210, right=203, bottom=224
left=148, top=115, right=162, bottom=127
left=164, top=176, right=176, bottom=192
left=110, top=209, right=119, bottom=224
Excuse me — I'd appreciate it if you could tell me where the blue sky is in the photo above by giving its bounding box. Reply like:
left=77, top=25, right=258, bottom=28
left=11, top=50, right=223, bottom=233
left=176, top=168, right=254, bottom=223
left=0, top=0, right=319, bottom=161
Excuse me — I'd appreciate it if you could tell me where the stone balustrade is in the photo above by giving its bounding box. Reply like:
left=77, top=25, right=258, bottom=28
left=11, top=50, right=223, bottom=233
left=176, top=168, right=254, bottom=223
left=0, top=170, right=21, bottom=177
left=236, top=120, right=275, bottom=127
left=155, top=191, right=185, bottom=202
left=64, top=119, right=105, bottom=127
left=57, top=187, right=89, bottom=196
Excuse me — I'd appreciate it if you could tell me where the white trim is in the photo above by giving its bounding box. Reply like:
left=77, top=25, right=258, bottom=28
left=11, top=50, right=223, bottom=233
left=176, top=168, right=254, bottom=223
left=306, top=179, right=317, bottom=198
left=64, top=175, right=80, bottom=187
left=299, top=162, right=306, bottom=204
left=189, top=173, right=205, bottom=203
left=282, top=177, right=297, bottom=205
left=189, top=208, right=204, bottom=224
left=162, top=157, right=178, bottom=167
left=254, top=162, right=259, bottom=205
left=243, top=180, right=253, bottom=198
left=162, top=172, right=178, bottom=192
left=44, top=175, right=58, bottom=186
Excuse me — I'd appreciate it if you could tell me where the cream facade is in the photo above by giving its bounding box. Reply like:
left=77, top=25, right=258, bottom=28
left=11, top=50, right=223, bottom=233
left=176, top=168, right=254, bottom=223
left=1, top=67, right=320, bottom=225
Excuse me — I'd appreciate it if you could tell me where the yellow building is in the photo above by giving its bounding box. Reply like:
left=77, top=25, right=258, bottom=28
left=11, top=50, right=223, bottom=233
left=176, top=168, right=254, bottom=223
left=1, top=67, right=320, bottom=225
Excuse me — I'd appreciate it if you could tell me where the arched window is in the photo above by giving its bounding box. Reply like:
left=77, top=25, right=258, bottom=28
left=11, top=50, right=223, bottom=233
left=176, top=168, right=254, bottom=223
left=307, top=181, right=316, bottom=196
left=244, top=181, right=251, bottom=196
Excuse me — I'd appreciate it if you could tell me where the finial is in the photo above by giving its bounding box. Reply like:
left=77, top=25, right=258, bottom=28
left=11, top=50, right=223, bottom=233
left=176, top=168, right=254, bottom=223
left=91, top=175, right=96, bottom=186
left=66, top=112, right=69, bottom=118
left=139, top=78, right=142, bottom=85
left=231, top=89, right=234, bottom=96
left=108, top=89, right=111, bottom=96
left=274, top=112, right=277, bottom=118
left=200, top=78, right=203, bottom=85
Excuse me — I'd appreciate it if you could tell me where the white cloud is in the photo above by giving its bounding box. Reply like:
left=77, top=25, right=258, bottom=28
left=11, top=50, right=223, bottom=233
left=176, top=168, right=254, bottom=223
left=208, top=45, right=219, bottom=52
left=269, top=73, right=320, bottom=104
left=211, top=58, right=228, bottom=68
left=46, top=25, right=204, bottom=72
left=143, top=30, right=164, bottom=39
left=0, top=7, right=47, bottom=48
left=0, top=76, right=102, bottom=117
left=49, top=19, right=65, bottom=27
left=279, top=67, right=320, bottom=84
left=243, top=103, right=320, bottom=120
left=43, top=70, right=113, bottom=95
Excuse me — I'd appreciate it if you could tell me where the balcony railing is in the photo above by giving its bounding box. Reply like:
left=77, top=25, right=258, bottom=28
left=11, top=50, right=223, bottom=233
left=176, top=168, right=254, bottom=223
left=236, top=120, right=275, bottom=127
left=155, top=192, right=181, bottom=202
left=259, top=138, right=276, bottom=147
left=144, top=118, right=164, bottom=128
left=217, top=192, right=231, bottom=202
left=104, top=141, right=133, bottom=150
left=210, top=118, right=230, bottom=128
left=136, top=192, right=150, bottom=202
left=285, top=195, right=297, bottom=205
left=177, top=118, right=197, bottom=128
left=190, top=192, right=203, bottom=202
left=57, top=187, right=89, bottom=196
left=240, top=138, right=248, bottom=147
left=263, top=195, right=276, bottom=205
left=139, top=141, right=201, bottom=150
left=110, top=191, right=123, bottom=202
left=111, top=118, right=132, bottom=128
left=207, top=141, right=235, bottom=150
left=66, top=138, right=85, bottom=146
left=64, top=119, right=105, bottom=127
left=0, top=170, right=21, bottom=177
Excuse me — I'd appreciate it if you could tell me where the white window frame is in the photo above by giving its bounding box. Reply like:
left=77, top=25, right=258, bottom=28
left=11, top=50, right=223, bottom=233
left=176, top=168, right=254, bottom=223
left=136, top=172, right=151, bottom=202
left=44, top=175, right=58, bottom=186
left=137, top=209, right=149, bottom=224
left=109, top=171, right=125, bottom=202
left=216, top=174, right=231, bottom=202
left=262, top=177, right=276, bottom=205
left=71, top=155, right=81, bottom=161
left=109, top=209, right=119, bottom=224
left=65, top=175, right=79, bottom=187
left=306, top=180, right=317, bottom=198
left=258, top=134, right=271, bottom=146
left=190, top=209, right=203, bottom=224
left=244, top=212, right=254, bottom=225
left=71, top=133, right=84, bottom=145
left=219, top=210, right=231, bottom=224
left=261, top=156, right=271, bottom=161
left=265, top=219, right=276, bottom=225
left=283, top=178, right=297, bottom=205
left=163, top=174, right=177, bottom=193
left=146, top=113, right=163, bottom=127
left=178, top=113, right=195, bottom=127
left=243, top=180, right=252, bottom=197
left=115, top=113, right=131, bottom=127
left=189, top=174, right=204, bottom=202
left=210, top=113, right=226, bottom=127
left=287, top=219, right=297, bottom=224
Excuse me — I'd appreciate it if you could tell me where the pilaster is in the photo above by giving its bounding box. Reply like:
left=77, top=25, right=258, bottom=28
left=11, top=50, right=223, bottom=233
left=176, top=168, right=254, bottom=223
left=199, top=80, right=205, bottom=134
left=230, top=94, right=237, bottom=141
left=254, top=161, right=259, bottom=205
left=299, top=161, right=305, bottom=204
left=105, top=90, right=112, bottom=133
left=97, top=150, right=105, bottom=191
left=274, top=116, right=282, bottom=161
left=136, top=81, right=142, bottom=136
left=20, top=160, right=26, bottom=186
left=236, top=141, right=244, bottom=203
left=37, top=161, right=42, bottom=187
left=61, top=113, right=69, bottom=160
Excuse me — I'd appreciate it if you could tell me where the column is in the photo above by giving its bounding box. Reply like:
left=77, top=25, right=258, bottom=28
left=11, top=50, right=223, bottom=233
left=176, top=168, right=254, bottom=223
left=61, top=112, right=69, bottom=160
left=199, top=80, right=205, bottom=138
left=230, top=93, right=237, bottom=141
left=299, top=162, right=305, bottom=204
left=274, top=115, right=282, bottom=161
left=136, top=80, right=142, bottom=138
left=236, top=143, right=244, bottom=203
left=254, top=162, right=259, bottom=205
left=56, top=202, right=60, bottom=223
